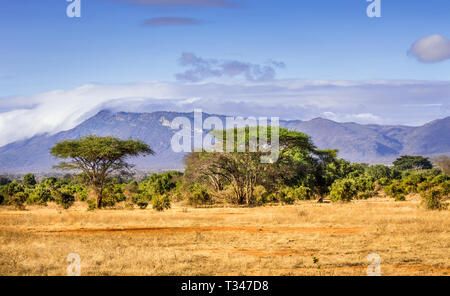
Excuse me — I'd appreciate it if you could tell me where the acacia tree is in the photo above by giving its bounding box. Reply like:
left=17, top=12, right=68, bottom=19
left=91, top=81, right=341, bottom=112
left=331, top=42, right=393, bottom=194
left=184, top=128, right=335, bottom=205
left=393, top=155, right=433, bottom=171
left=51, top=136, right=153, bottom=207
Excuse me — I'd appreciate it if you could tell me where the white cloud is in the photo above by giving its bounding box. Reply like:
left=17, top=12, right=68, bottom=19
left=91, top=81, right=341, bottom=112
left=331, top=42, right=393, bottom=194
left=352, top=113, right=381, bottom=122
left=322, top=111, right=381, bottom=124
left=175, top=52, right=285, bottom=82
left=408, top=34, right=450, bottom=63
left=0, top=80, right=449, bottom=146
left=322, top=111, right=336, bottom=119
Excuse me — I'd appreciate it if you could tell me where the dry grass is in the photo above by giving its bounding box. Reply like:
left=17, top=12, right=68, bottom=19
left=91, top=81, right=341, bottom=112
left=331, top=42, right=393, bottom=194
left=0, top=196, right=449, bottom=276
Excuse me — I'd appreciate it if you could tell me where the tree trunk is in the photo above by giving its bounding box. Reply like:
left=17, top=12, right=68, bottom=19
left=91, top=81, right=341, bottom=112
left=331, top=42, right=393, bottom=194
left=96, top=193, right=102, bottom=208
left=96, top=183, right=104, bottom=208
left=93, top=181, right=104, bottom=208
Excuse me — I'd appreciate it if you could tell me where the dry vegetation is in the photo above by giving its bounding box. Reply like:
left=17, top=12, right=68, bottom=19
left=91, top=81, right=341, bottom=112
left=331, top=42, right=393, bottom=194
left=0, top=195, right=449, bottom=276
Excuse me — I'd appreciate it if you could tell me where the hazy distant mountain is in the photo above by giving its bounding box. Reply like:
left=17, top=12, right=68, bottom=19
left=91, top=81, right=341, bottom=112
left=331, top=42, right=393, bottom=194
left=283, top=117, right=449, bottom=163
left=0, top=110, right=448, bottom=173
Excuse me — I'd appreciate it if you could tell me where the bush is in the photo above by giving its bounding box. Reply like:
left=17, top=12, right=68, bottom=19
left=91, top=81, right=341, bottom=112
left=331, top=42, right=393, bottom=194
left=76, top=188, right=88, bottom=201
left=10, top=192, right=28, bottom=210
left=60, top=183, right=77, bottom=195
left=139, top=171, right=181, bottom=197
left=87, top=199, right=96, bottom=211
left=424, top=168, right=443, bottom=178
left=152, top=194, right=171, bottom=211
left=26, top=186, right=52, bottom=206
left=329, top=178, right=357, bottom=202
left=417, top=180, right=432, bottom=193
left=442, top=180, right=450, bottom=196
left=101, top=184, right=126, bottom=207
left=354, top=176, right=376, bottom=199
left=172, top=180, right=187, bottom=202
left=420, top=187, right=448, bottom=210
left=401, top=173, right=426, bottom=193
left=377, top=177, right=391, bottom=186
left=0, top=194, right=3, bottom=205
left=390, top=168, right=403, bottom=180
left=131, top=194, right=143, bottom=204
left=294, top=186, right=312, bottom=200
left=54, top=192, right=75, bottom=209
left=357, top=191, right=376, bottom=200
left=278, top=186, right=312, bottom=204
left=393, top=194, right=406, bottom=201
left=253, top=185, right=268, bottom=205
left=43, top=177, right=59, bottom=189
left=137, top=201, right=148, bottom=209
left=384, top=180, right=406, bottom=201
left=278, top=187, right=297, bottom=205
left=430, top=174, right=448, bottom=184
left=3, top=182, right=25, bottom=197
left=187, top=184, right=211, bottom=206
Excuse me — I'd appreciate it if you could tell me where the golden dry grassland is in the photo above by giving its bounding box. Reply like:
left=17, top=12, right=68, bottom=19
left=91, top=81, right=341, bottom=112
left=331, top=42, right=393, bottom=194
left=0, top=195, right=449, bottom=276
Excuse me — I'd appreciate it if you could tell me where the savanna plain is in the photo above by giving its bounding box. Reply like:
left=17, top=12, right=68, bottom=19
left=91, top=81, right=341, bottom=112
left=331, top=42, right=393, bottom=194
left=1, top=195, right=449, bottom=276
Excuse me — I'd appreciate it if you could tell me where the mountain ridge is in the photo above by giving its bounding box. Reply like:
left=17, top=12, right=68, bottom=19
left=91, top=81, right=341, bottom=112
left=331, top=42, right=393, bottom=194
left=0, top=110, right=448, bottom=173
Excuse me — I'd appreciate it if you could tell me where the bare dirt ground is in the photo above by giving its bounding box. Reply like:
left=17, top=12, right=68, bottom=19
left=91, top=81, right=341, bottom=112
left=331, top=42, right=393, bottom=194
left=0, top=196, right=449, bottom=276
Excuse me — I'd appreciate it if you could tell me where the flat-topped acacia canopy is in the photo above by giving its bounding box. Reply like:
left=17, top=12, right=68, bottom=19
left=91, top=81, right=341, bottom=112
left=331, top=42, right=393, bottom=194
left=50, top=135, right=153, bottom=207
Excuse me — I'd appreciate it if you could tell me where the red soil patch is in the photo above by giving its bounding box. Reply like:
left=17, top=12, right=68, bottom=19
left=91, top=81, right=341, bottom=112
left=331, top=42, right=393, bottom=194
left=232, top=248, right=311, bottom=257
left=195, top=247, right=312, bottom=257
left=37, top=226, right=363, bottom=235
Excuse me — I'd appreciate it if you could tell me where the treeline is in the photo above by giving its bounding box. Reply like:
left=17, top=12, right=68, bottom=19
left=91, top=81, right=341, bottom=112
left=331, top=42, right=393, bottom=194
left=0, top=172, right=181, bottom=211
left=0, top=132, right=449, bottom=211
left=181, top=141, right=449, bottom=210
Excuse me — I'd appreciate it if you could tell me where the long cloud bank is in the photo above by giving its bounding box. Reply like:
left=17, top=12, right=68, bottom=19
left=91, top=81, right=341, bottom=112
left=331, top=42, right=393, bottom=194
left=0, top=80, right=449, bottom=147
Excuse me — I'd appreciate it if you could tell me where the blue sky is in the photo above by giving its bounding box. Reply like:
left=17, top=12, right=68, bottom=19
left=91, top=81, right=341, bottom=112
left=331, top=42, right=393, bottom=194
left=0, top=0, right=449, bottom=145
left=1, top=0, right=449, bottom=96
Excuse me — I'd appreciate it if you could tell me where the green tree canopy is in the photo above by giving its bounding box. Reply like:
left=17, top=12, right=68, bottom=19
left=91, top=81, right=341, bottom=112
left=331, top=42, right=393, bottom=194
left=50, top=135, right=153, bottom=207
left=365, top=165, right=392, bottom=180
left=23, top=173, right=37, bottom=187
left=184, top=128, right=338, bottom=204
left=393, top=155, right=433, bottom=171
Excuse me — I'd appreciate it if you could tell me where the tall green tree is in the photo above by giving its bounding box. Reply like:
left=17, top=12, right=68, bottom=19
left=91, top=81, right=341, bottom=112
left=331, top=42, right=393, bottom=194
left=365, top=165, right=392, bottom=180
left=393, top=155, right=433, bottom=171
left=51, top=136, right=153, bottom=207
left=184, top=128, right=337, bottom=204
left=23, top=173, right=37, bottom=187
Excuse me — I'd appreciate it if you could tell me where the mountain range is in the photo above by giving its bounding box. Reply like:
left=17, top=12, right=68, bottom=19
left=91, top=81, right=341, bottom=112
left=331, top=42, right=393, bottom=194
left=0, top=110, right=449, bottom=173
